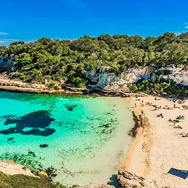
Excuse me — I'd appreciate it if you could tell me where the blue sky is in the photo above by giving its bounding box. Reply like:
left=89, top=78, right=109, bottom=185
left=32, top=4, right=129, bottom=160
left=0, top=0, right=188, bottom=45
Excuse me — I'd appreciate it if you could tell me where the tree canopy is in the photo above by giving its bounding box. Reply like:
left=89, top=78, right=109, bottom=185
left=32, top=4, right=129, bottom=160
left=0, top=32, right=188, bottom=87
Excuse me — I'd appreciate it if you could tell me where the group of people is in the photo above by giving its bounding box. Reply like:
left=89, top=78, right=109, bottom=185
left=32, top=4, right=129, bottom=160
left=134, top=96, right=188, bottom=138
left=168, top=115, right=185, bottom=130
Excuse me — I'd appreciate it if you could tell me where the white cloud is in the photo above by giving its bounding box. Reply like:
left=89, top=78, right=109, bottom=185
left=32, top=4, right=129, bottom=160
left=185, top=26, right=188, bottom=29
left=0, top=39, right=17, bottom=44
left=175, top=32, right=183, bottom=36
left=0, top=32, right=8, bottom=36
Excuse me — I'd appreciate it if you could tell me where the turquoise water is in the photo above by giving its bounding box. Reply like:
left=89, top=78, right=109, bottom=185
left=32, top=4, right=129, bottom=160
left=0, top=91, right=133, bottom=185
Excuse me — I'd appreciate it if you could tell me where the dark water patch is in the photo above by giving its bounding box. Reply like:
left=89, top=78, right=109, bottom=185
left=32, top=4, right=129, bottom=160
left=0, top=151, right=43, bottom=174
left=28, top=151, right=36, bottom=157
left=22, top=128, right=55, bottom=136
left=106, top=112, right=115, bottom=116
left=101, top=129, right=113, bottom=134
left=0, top=151, right=58, bottom=180
left=59, top=146, right=94, bottom=160
left=86, top=117, right=103, bottom=121
left=99, top=124, right=111, bottom=128
left=7, top=137, right=14, bottom=142
left=64, top=104, right=77, bottom=111
left=0, top=110, right=55, bottom=136
left=40, top=144, right=48, bottom=148
left=56, top=122, right=63, bottom=127
left=1, top=115, right=18, bottom=120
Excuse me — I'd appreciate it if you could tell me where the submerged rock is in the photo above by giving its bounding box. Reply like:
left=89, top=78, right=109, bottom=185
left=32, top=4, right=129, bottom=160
left=40, top=144, right=48, bottom=148
left=7, top=137, right=14, bottom=141
left=64, top=104, right=77, bottom=111
left=117, top=170, right=157, bottom=188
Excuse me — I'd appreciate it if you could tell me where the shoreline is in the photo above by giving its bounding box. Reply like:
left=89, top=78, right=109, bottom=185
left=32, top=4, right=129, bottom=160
left=0, top=160, right=35, bottom=177
left=0, top=78, right=148, bottom=97
left=121, top=97, right=152, bottom=177
left=0, top=95, right=133, bottom=186
left=2, top=90, right=188, bottom=187
left=0, top=84, right=147, bottom=97
left=122, top=95, right=188, bottom=188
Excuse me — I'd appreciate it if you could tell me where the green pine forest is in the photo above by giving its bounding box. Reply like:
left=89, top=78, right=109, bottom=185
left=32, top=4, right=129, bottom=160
left=1, top=32, right=188, bottom=94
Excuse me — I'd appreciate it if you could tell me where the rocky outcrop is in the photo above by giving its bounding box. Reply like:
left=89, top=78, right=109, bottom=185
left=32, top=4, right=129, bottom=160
left=158, top=65, right=188, bottom=86
left=73, top=184, right=115, bottom=188
left=72, top=170, right=156, bottom=188
left=117, top=170, right=157, bottom=188
left=87, top=65, right=188, bottom=93
left=1, top=64, right=188, bottom=95
left=38, top=171, right=49, bottom=179
left=86, top=67, right=153, bottom=92
left=0, top=79, right=48, bottom=93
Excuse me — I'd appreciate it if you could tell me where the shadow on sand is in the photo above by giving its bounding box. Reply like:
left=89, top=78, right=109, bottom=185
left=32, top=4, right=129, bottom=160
left=168, top=168, right=188, bottom=179
left=107, top=174, right=119, bottom=187
left=0, top=110, right=55, bottom=136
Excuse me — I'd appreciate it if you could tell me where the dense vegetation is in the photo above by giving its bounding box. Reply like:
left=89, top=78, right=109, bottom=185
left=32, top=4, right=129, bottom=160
left=129, top=76, right=188, bottom=97
left=1, top=32, right=188, bottom=89
left=0, top=172, right=66, bottom=188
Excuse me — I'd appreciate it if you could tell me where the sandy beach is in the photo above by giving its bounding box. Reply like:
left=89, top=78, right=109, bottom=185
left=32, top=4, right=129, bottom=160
left=0, top=160, right=35, bottom=177
left=1, top=94, right=188, bottom=188
left=122, top=95, right=188, bottom=188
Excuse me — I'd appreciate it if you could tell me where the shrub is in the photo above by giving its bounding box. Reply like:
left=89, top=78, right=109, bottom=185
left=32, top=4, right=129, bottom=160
left=0, top=171, right=67, bottom=188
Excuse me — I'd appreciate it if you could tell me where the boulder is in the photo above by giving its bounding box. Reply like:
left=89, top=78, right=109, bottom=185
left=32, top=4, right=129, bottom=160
left=38, top=171, right=49, bottom=179
left=117, top=170, right=157, bottom=188
left=73, top=184, right=115, bottom=188
left=39, top=144, right=48, bottom=148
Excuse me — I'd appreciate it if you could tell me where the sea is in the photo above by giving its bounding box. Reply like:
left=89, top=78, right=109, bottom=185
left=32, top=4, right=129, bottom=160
left=0, top=91, right=134, bottom=186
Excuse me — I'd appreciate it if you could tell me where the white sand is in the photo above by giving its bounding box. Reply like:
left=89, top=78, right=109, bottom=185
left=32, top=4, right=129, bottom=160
left=123, top=95, right=188, bottom=188
left=0, top=160, right=35, bottom=177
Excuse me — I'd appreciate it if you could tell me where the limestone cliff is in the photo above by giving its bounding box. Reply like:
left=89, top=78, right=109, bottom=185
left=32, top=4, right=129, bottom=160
left=86, top=65, right=188, bottom=92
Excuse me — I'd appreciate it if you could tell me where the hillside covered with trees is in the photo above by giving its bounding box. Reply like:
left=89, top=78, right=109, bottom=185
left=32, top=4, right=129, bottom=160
left=0, top=32, right=188, bottom=92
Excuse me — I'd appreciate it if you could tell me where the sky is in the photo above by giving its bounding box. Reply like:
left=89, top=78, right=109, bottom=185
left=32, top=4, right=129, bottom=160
left=0, top=0, right=188, bottom=45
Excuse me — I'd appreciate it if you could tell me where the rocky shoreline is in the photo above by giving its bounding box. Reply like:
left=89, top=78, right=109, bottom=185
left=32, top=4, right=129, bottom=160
left=0, top=78, right=147, bottom=97
left=0, top=79, right=49, bottom=94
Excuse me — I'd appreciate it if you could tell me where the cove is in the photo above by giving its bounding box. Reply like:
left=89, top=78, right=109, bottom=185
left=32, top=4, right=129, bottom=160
left=0, top=91, right=134, bottom=186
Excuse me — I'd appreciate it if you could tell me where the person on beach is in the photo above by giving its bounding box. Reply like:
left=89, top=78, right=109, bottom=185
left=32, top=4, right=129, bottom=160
left=141, top=110, right=144, bottom=115
left=157, top=113, right=164, bottom=118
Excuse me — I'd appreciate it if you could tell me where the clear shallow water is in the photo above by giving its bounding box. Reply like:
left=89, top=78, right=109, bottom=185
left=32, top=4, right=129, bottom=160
left=0, top=91, right=134, bottom=185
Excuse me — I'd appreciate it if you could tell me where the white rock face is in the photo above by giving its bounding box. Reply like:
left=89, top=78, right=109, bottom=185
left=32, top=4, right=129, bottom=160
left=123, top=67, right=152, bottom=84
left=86, top=67, right=152, bottom=92
left=158, top=66, right=188, bottom=86
left=86, top=65, right=188, bottom=92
